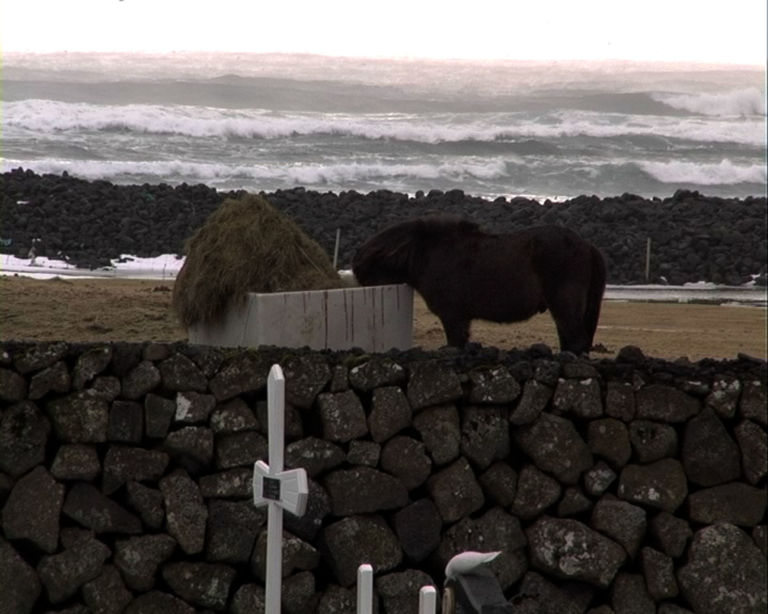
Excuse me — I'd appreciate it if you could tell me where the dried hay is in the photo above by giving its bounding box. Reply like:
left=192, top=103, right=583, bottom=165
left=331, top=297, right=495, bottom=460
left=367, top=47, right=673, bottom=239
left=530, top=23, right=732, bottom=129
left=172, top=193, right=341, bottom=328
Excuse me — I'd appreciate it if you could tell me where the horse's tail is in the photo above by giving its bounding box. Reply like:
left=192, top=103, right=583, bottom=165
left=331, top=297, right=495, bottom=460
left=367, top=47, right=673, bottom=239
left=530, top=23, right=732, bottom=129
left=584, top=245, right=606, bottom=347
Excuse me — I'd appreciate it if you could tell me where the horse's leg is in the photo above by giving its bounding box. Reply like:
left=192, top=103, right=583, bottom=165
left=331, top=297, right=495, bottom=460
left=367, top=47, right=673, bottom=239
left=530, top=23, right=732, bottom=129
left=553, top=320, right=590, bottom=355
left=545, top=284, right=591, bottom=355
left=439, top=314, right=471, bottom=347
left=553, top=251, right=606, bottom=354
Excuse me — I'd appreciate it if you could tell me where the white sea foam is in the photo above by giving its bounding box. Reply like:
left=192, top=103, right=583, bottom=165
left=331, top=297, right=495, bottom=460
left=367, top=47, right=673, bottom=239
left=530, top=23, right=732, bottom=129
left=1, top=157, right=510, bottom=185
left=652, top=88, right=766, bottom=117
left=5, top=100, right=764, bottom=147
left=4, top=54, right=765, bottom=198
left=638, top=159, right=767, bottom=185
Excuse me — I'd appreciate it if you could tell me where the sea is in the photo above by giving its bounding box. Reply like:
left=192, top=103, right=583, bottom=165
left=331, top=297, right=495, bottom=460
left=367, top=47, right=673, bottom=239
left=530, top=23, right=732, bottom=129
left=2, top=52, right=766, bottom=201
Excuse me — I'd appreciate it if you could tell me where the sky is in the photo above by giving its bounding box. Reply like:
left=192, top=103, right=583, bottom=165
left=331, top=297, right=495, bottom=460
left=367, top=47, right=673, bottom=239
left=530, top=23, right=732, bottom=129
left=2, top=0, right=766, bottom=66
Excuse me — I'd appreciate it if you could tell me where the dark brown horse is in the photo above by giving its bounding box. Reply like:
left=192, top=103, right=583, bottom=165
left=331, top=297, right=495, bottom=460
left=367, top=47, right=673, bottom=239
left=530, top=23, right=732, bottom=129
left=352, top=217, right=606, bottom=354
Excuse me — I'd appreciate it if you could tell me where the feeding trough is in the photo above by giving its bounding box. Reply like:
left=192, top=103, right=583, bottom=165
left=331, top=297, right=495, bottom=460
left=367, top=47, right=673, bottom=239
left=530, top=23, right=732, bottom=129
left=173, top=193, right=413, bottom=351
left=188, top=283, right=413, bottom=351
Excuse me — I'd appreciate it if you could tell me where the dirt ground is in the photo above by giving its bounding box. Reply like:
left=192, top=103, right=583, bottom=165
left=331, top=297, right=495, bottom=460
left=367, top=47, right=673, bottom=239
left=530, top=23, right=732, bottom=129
left=1, top=275, right=765, bottom=362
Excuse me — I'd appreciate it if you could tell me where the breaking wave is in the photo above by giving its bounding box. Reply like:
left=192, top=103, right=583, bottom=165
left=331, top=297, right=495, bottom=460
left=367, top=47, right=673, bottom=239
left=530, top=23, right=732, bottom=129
left=652, top=88, right=766, bottom=117
left=638, top=159, right=767, bottom=185
left=1, top=157, right=510, bottom=186
left=5, top=99, right=764, bottom=147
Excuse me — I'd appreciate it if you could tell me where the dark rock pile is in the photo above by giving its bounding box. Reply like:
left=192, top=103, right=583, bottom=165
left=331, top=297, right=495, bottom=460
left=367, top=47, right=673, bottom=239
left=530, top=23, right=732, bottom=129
left=0, top=341, right=766, bottom=613
left=1, top=168, right=766, bottom=285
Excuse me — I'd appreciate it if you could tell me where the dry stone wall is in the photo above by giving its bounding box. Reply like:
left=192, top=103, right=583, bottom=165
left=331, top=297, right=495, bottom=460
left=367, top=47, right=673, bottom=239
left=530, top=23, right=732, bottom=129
left=0, top=341, right=766, bottom=613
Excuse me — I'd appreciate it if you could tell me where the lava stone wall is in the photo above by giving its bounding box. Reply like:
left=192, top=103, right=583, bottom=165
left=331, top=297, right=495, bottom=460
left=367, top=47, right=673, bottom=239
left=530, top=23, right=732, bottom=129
left=0, top=341, right=766, bottom=614
left=2, top=169, right=766, bottom=285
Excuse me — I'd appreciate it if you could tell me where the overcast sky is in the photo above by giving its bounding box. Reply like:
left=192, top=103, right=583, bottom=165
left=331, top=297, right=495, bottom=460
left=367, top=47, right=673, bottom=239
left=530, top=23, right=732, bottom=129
left=2, top=0, right=766, bottom=65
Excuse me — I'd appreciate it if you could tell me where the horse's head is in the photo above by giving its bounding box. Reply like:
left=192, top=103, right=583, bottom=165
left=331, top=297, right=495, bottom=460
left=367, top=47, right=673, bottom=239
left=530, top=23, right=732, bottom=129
left=352, top=219, right=425, bottom=286
left=353, top=216, right=480, bottom=287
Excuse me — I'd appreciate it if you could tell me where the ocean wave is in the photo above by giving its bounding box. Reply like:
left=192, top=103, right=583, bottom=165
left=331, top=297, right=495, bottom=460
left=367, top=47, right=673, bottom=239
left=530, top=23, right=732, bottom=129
left=5, top=99, right=765, bottom=147
left=1, top=157, right=509, bottom=185
left=652, top=88, right=766, bottom=117
left=638, top=159, right=767, bottom=186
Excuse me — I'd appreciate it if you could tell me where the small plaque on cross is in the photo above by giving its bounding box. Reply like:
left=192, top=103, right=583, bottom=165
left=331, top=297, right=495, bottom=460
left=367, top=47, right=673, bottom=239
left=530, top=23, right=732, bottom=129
left=253, top=460, right=308, bottom=515
left=262, top=476, right=281, bottom=501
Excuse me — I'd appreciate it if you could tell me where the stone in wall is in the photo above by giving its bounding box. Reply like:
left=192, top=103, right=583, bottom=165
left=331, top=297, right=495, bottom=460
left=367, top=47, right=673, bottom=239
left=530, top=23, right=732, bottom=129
left=62, top=482, right=142, bottom=534
left=81, top=564, right=133, bottom=614
left=323, top=467, right=408, bottom=515
left=617, top=459, right=688, bottom=513
left=413, top=404, right=460, bottom=466
left=513, top=412, right=593, bottom=485
left=526, top=517, right=627, bottom=588
left=678, top=523, right=767, bottom=614
left=509, top=379, right=552, bottom=425
left=468, top=365, right=521, bottom=404
left=37, top=534, right=111, bottom=604
left=426, top=457, right=485, bottom=523
left=380, top=435, right=431, bottom=490
left=511, top=464, right=562, bottom=520
left=114, top=534, right=177, bottom=591
left=47, top=391, right=109, bottom=442
left=406, top=360, right=463, bottom=409
left=323, top=515, right=403, bottom=587
left=102, top=445, right=169, bottom=494
left=460, top=405, right=510, bottom=469
left=0, top=401, right=50, bottom=477
left=160, top=469, right=207, bottom=554
left=317, top=390, right=368, bottom=442
left=208, top=352, right=269, bottom=401
left=162, top=561, right=236, bottom=610
left=393, top=499, right=442, bottom=563
left=591, top=497, right=647, bottom=558
left=284, top=354, right=332, bottom=409
left=369, top=386, right=412, bottom=443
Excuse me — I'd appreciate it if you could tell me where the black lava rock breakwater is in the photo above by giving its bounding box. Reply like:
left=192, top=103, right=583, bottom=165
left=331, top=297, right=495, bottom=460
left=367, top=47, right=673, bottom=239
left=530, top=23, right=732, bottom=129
left=1, top=168, right=766, bottom=285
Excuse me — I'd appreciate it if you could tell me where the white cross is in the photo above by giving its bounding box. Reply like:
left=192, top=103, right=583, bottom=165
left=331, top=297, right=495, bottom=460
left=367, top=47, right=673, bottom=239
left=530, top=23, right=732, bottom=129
left=253, top=364, right=309, bottom=614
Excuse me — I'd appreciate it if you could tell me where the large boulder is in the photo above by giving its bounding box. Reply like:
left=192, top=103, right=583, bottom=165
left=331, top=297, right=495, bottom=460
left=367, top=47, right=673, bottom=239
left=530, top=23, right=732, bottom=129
left=678, top=523, right=767, bottom=614
left=0, top=537, right=41, bottom=614
left=2, top=466, right=64, bottom=552
left=37, top=535, right=111, bottom=604
left=526, top=516, right=626, bottom=588
left=160, top=469, right=208, bottom=554
left=0, top=402, right=50, bottom=477
left=115, top=534, right=177, bottom=591
left=323, top=515, right=403, bottom=587
left=323, top=467, right=408, bottom=515
left=513, top=412, right=593, bottom=485
left=62, top=482, right=142, bottom=534
left=162, top=561, right=236, bottom=611
left=681, top=407, right=741, bottom=486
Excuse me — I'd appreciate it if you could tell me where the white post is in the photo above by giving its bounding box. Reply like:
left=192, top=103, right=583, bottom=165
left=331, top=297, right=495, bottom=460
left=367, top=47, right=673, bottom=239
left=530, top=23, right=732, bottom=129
left=333, top=227, right=341, bottom=270
left=357, top=564, right=373, bottom=614
left=645, top=237, right=652, bottom=282
left=419, top=586, right=437, bottom=614
left=265, top=365, right=285, bottom=613
left=253, top=364, right=309, bottom=614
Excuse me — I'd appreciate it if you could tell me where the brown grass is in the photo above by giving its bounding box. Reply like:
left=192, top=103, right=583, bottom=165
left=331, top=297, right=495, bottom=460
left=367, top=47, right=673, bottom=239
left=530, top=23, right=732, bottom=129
left=172, top=193, right=340, bottom=328
left=1, top=275, right=765, bottom=362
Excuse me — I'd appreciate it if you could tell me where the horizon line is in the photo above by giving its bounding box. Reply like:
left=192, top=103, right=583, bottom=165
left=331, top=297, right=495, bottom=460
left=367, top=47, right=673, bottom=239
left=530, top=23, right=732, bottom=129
left=3, top=49, right=764, bottom=70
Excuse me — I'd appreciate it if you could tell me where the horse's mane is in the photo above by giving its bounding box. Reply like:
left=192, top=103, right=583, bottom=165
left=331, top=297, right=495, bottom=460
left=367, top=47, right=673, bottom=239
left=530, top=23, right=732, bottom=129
left=353, top=216, right=483, bottom=282
left=418, top=215, right=481, bottom=237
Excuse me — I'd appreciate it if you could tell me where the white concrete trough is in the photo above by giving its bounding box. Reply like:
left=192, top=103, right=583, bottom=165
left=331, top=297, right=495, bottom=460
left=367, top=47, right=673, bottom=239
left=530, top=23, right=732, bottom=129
left=188, top=284, right=413, bottom=352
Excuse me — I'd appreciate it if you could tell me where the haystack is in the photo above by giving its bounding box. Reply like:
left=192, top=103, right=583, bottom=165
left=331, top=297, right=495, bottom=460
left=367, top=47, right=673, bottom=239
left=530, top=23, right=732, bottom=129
left=173, top=193, right=341, bottom=328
